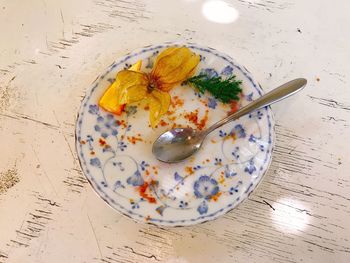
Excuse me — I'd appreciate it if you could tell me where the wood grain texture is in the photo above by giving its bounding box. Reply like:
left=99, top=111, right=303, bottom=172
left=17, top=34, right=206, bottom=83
left=0, top=0, right=349, bottom=262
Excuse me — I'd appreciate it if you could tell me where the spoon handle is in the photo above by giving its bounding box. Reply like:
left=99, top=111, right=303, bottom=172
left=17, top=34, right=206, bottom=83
left=205, top=78, right=307, bottom=135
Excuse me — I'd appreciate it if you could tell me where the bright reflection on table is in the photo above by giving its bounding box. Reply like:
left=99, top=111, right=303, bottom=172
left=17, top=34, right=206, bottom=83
left=202, top=0, right=239, bottom=24
left=271, top=198, right=309, bottom=234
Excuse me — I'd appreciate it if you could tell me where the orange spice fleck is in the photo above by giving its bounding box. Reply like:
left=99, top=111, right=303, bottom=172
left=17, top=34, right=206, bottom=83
left=168, top=116, right=176, bottom=122
left=218, top=175, right=225, bottom=184
left=145, top=215, right=151, bottom=221
left=206, top=159, right=210, bottom=163
left=225, top=132, right=237, bottom=142
left=145, top=170, right=150, bottom=176
left=80, top=140, right=86, bottom=144
left=185, top=166, right=194, bottom=175
left=144, top=105, right=150, bottom=111
left=200, top=99, right=208, bottom=107
left=188, top=156, right=195, bottom=163
left=211, top=191, right=222, bottom=202
left=167, top=110, right=175, bottom=115
left=171, top=96, right=184, bottom=107
left=211, top=139, right=217, bottom=144
left=116, top=119, right=127, bottom=128
left=127, top=135, right=143, bottom=144
left=184, top=109, right=209, bottom=130
left=90, top=151, right=95, bottom=155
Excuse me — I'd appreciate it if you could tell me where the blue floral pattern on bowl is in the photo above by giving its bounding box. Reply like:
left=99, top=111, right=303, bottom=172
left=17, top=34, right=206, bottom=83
left=75, top=43, right=274, bottom=226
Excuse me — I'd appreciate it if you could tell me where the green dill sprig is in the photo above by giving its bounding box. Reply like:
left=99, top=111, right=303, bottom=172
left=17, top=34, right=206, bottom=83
left=185, top=74, right=242, bottom=103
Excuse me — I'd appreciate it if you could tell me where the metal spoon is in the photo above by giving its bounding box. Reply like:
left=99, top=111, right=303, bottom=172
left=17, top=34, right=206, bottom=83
left=153, top=78, right=307, bottom=163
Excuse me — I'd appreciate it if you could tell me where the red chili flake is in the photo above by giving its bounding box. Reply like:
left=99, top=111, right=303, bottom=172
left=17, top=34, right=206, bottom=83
left=138, top=182, right=157, bottom=203
left=198, top=110, right=209, bottom=130
left=230, top=101, right=239, bottom=114
left=119, top=104, right=126, bottom=113
left=116, top=119, right=127, bottom=128
left=159, top=120, right=168, bottom=127
left=99, top=138, right=106, bottom=146
left=185, top=110, right=198, bottom=123
left=144, top=105, right=150, bottom=111
left=167, top=110, right=175, bottom=115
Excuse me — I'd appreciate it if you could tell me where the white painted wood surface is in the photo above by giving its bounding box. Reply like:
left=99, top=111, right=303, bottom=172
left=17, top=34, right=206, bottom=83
left=1, top=0, right=349, bottom=262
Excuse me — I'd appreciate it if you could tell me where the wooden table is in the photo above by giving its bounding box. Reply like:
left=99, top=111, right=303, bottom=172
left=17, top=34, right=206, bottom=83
left=1, top=0, right=349, bottom=262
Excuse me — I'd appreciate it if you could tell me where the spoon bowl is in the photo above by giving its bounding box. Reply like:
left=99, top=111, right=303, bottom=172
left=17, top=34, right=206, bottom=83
left=152, top=128, right=203, bottom=163
left=153, top=78, right=307, bottom=163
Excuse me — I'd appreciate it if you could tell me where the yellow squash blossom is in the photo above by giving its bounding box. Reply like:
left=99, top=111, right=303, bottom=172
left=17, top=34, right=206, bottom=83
left=99, top=46, right=200, bottom=128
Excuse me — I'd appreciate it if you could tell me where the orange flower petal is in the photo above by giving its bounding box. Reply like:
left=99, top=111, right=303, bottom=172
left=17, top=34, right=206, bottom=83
left=98, top=82, right=125, bottom=115
left=98, top=60, right=143, bottom=114
left=148, top=89, right=171, bottom=128
left=115, top=70, right=148, bottom=105
left=151, top=47, right=200, bottom=91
